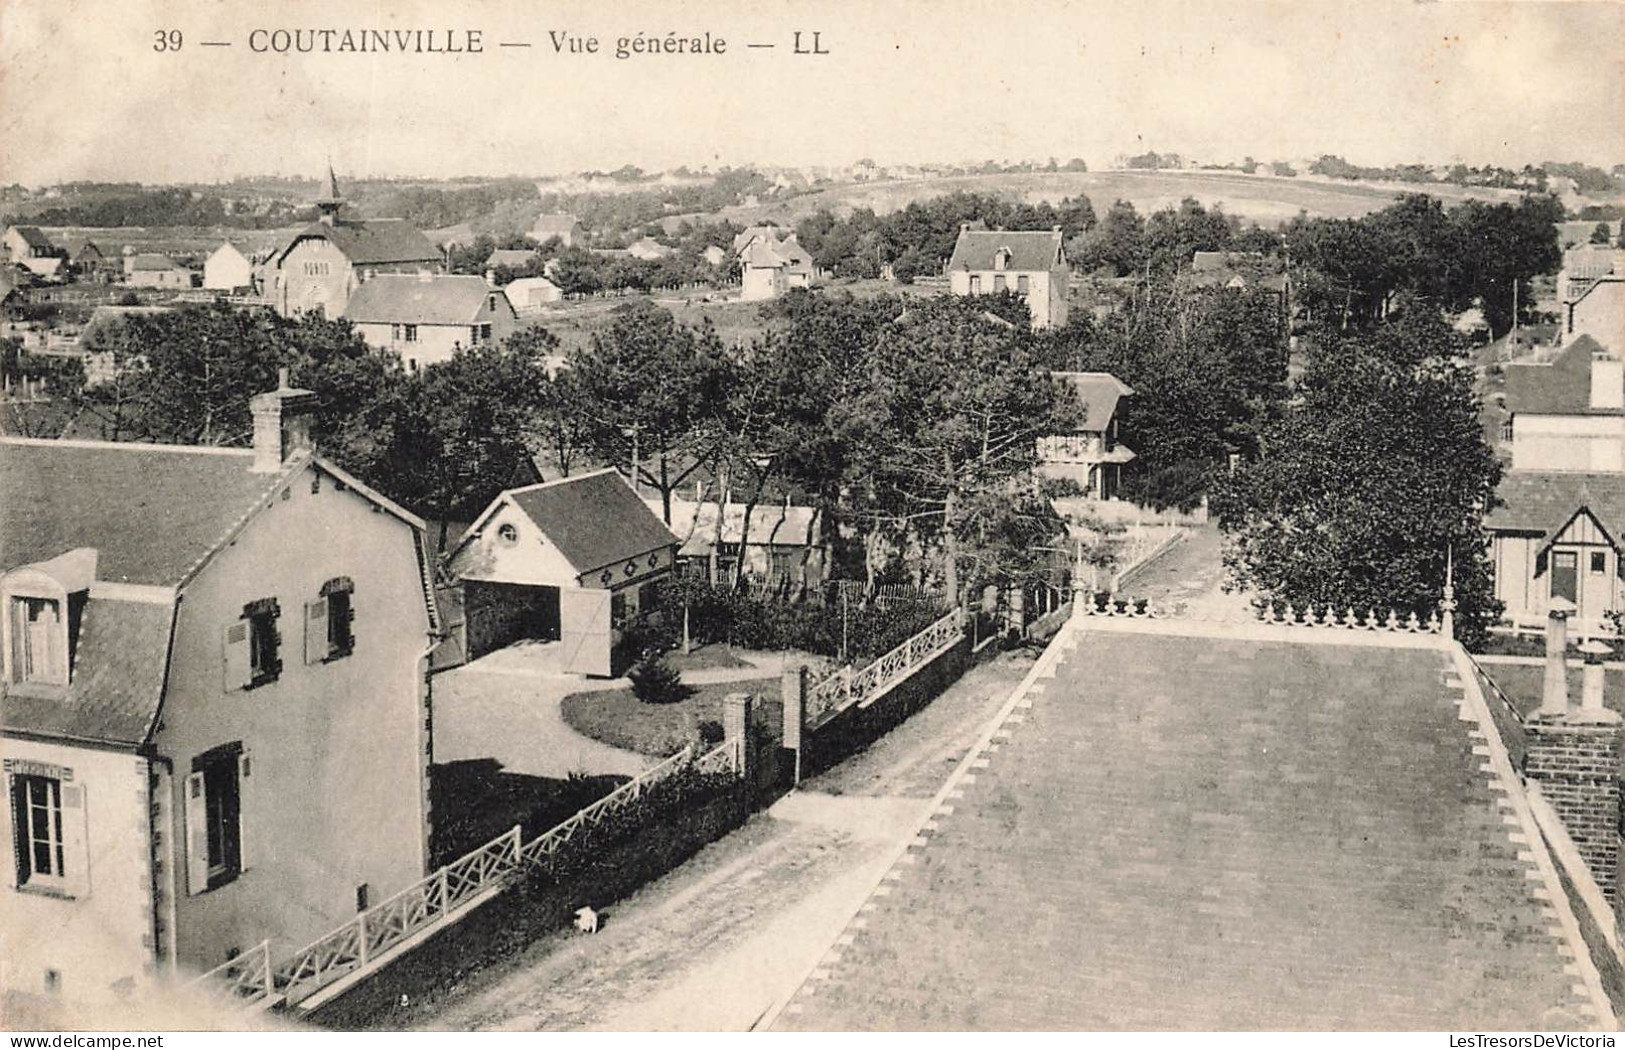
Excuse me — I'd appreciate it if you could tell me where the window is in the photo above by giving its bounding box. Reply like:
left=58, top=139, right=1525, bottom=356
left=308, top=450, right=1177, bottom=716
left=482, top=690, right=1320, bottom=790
left=356, top=883, right=370, bottom=912
left=496, top=522, right=520, bottom=546
left=968, top=275, right=982, bottom=294
left=403, top=324, right=418, bottom=343
left=391, top=323, right=402, bottom=342
left=186, top=746, right=249, bottom=894
left=1592, top=552, right=1608, bottom=575
left=993, top=274, right=1006, bottom=292
left=11, top=775, right=62, bottom=889
left=770, top=549, right=799, bottom=581
left=306, top=578, right=354, bottom=664
left=1017, top=275, right=1030, bottom=295
left=9, top=596, right=65, bottom=686
left=1551, top=550, right=1579, bottom=603
left=471, top=323, right=493, bottom=345
left=224, top=599, right=280, bottom=691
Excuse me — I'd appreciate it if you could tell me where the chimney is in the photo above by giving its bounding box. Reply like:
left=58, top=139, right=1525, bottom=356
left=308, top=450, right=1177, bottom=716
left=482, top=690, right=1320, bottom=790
left=250, top=368, right=317, bottom=473
left=960, top=222, right=972, bottom=233
left=1590, top=353, right=1624, bottom=410
left=1540, top=604, right=1573, bottom=717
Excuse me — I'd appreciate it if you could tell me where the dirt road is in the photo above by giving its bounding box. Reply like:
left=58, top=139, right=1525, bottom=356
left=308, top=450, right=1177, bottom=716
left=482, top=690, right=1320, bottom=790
left=416, top=650, right=1039, bottom=1032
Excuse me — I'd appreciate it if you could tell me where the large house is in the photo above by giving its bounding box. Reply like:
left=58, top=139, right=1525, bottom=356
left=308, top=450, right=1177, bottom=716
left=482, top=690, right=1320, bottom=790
left=0, top=376, right=438, bottom=1008
left=1037, top=372, right=1135, bottom=498
left=3, top=226, right=63, bottom=280
left=343, top=274, right=519, bottom=371
left=947, top=225, right=1069, bottom=329
left=737, top=231, right=814, bottom=301
left=447, top=470, right=677, bottom=676
left=269, top=170, right=444, bottom=320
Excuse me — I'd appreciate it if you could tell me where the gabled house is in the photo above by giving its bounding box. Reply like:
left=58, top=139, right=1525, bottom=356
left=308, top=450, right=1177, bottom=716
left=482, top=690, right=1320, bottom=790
left=1557, top=247, right=1624, bottom=350
left=483, top=248, right=536, bottom=272
left=343, top=274, right=519, bottom=371
left=528, top=214, right=583, bottom=248
left=70, top=241, right=114, bottom=284
left=1500, top=336, right=1623, bottom=471
left=1036, top=372, right=1135, bottom=497
left=121, top=252, right=194, bottom=289
left=1486, top=472, right=1625, bottom=632
left=503, top=276, right=564, bottom=315
left=626, top=237, right=674, bottom=261
left=947, top=225, right=1069, bottom=329
left=269, top=169, right=444, bottom=320
left=650, top=496, right=826, bottom=589
left=737, top=232, right=814, bottom=302
left=447, top=470, right=678, bottom=676
left=3, top=227, right=63, bottom=279
left=202, top=242, right=254, bottom=292
left=0, top=375, right=438, bottom=1008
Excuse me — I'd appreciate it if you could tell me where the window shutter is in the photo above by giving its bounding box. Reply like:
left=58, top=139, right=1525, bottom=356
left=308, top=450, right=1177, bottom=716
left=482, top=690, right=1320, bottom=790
left=185, top=772, right=208, bottom=895
left=60, top=783, right=89, bottom=899
left=222, top=622, right=251, bottom=691
left=305, top=599, right=329, bottom=665
left=237, top=751, right=252, bottom=872
left=1535, top=549, right=1549, bottom=578
left=8, top=775, right=24, bottom=889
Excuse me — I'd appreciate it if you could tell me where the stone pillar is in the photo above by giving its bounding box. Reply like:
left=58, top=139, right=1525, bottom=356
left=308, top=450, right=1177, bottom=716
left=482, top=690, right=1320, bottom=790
left=1541, top=608, right=1572, bottom=718
left=1580, top=639, right=1611, bottom=715
left=1525, top=708, right=1623, bottom=900
left=723, top=692, right=753, bottom=786
left=782, top=666, right=807, bottom=786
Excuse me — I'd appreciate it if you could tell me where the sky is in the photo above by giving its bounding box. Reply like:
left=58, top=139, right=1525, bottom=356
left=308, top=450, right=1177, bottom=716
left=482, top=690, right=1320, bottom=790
left=1, top=0, right=1621, bottom=185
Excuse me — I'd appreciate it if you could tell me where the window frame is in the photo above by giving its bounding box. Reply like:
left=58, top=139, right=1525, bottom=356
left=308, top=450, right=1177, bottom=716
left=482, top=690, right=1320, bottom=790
left=191, top=746, right=244, bottom=891
left=242, top=598, right=282, bottom=689
left=320, top=577, right=355, bottom=661
left=11, top=773, right=65, bottom=892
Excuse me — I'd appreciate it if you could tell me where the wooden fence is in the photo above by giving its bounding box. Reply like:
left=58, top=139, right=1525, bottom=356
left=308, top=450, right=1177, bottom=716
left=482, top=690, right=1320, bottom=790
left=192, top=739, right=738, bottom=1013
left=806, top=608, right=964, bottom=729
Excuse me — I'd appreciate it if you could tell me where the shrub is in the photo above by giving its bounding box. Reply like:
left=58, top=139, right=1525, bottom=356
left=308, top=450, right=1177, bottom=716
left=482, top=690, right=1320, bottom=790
left=696, top=720, right=725, bottom=748
left=628, top=657, right=694, bottom=705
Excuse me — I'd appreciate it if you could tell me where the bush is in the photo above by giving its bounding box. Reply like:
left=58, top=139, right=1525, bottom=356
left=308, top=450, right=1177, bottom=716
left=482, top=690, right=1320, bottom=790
left=696, top=719, right=725, bottom=747
left=628, top=657, right=694, bottom=705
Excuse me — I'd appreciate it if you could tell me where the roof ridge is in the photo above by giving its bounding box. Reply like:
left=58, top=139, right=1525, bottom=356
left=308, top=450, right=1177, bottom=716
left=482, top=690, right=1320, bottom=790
left=0, top=435, right=253, bottom=457
left=506, top=466, right=621, bottom=495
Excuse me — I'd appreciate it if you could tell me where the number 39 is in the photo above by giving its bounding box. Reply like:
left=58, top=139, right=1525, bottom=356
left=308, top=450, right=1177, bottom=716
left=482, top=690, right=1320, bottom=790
left=153, top=29, right=182, bottom=52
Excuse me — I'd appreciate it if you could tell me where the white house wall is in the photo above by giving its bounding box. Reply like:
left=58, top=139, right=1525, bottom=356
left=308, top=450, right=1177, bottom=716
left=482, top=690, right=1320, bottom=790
left=1512, top=414, right=1625, bottom=472
left=451, top=501, right=582, bottom=587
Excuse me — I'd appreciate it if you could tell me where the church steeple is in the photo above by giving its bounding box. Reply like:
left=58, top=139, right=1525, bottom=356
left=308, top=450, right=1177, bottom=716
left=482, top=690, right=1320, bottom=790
left=316, top=162, right=344, bottom=226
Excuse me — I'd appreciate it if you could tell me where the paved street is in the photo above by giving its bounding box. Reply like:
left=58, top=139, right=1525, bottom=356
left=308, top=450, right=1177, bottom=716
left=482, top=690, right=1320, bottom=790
left=414, top=650, right=1039, bottom=1032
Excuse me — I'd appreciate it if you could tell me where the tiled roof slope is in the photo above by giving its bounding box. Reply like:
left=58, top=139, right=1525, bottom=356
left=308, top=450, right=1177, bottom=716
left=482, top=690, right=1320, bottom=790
left=0, top=599, right=173, bottom=746
left=783, top=633, right=1595, bottom=1030
left=948, top=229, right=1062, bottom=273
left=508, top=469, right=677, bottom=575
left=1053, top=371, right=1132, bottom=432
left=344, top=274, right=497, bottom=326
left=279, top=218, right=441, bottom=266
left=1504, top=336, right=1614, bottom=416
left=1486, top=471, right=1625, bottom=537
left=0, top=438, right=284, bottom=584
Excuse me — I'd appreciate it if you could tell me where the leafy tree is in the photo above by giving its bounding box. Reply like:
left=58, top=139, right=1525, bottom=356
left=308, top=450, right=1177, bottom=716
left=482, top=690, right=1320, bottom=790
left=1591, top=222, right=1614, bottom=245
left=1076, top=200, right=1146, bottom=276
left=1211, top=309, right=1501, bottom=645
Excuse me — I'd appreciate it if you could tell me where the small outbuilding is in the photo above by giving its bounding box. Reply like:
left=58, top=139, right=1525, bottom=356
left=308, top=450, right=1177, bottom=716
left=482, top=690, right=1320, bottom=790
left=447, top=470, right=678, bottom=676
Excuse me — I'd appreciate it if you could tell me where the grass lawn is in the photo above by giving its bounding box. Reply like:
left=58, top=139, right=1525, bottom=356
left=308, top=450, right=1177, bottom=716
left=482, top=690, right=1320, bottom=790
left=1479, top=662, right=1625, bottom=719
left=562, top=680, right=783, bottom=757
left=663, top=644, right=751, bottom=673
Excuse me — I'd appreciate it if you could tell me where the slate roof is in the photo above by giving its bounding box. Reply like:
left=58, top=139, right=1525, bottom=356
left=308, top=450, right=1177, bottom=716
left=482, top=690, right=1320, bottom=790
left=1502, top=335, right=1614, bottom=416
left=504, top=469, right=677, bottom=575
left=947, top=228, right=1063, bottom=273
left=648, top=498, right=818, bottom=557
left=484, top=249, right=536, bottom=269
left=530, top=214, right=581, bottom=239
left=1485, top=470, right=1625, bottom=539
left=344, top=275, right=500, bottom=326
left=277, top=218, right=441, bottom=267
left=732, top=223, right=785, bottom=252
left=128, top=252, right=187, bottom=272
left=781, top=632, right=1601, bottom=1030
left=9, top=226, right=54, bottom=252
left=0, top=438, right=285, bottom=585
left=1053, top=371, right=1132, bottom=432
left=0, top=598, right=174, bottom=748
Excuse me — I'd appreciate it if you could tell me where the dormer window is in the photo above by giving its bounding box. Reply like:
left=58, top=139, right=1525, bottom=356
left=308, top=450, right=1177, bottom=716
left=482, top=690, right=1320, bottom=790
left=9, top=596, right=66, bottom=686
left=994, top=248, right=1011, bottom=272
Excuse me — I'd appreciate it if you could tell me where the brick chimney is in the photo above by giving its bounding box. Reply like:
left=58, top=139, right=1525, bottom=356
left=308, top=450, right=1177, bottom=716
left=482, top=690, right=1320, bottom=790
left=1524, top=612, right=1625, bottom=900
left=250, top=368, right=316, bottom=473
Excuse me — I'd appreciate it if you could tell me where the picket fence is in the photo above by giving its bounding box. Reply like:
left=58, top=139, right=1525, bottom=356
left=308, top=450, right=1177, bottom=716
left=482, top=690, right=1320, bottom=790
left=192, top=738, right=739, bottom=1013
left=806, top=608, right=964, bottom=728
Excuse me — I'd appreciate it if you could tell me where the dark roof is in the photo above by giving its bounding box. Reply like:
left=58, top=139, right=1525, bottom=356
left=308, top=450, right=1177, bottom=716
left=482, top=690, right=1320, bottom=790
left=506, top=469, right=677, bottom=574
left=1486, top=471, right=1625, bottom=538
left=9, top=225, right=54, bottom=251
left=947, top=229, right=1063, bottom=273
left=1053, top=371, right=1132, bottom=432
left=0, top=438, right=285, bottom=585
left=1, top=599, right=173, bottom=747
left=128, top=253, right=186, bottom=272
left=1502, top=336, right=1614, bottom=416
left=484, top=249, right=536, bottom=268
left=531, top=214, right=581, bottom=237
left=344, top=275, right=505, bottom=326
left=782, top=632, right=1599, bottom=1030
left=277, top=218, right=441, bottom=267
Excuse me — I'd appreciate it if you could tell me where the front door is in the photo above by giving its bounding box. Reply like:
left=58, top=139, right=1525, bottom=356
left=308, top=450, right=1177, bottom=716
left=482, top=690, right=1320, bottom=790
left=1551, top=550, right=1579, bottom=604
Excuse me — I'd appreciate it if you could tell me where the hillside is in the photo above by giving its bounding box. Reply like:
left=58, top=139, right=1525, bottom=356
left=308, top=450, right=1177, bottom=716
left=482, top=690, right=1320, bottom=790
left=689, top=169, right=1546, bottom=230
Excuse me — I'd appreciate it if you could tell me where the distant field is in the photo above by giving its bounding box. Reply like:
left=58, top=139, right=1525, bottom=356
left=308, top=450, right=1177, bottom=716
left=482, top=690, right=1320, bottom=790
left=34, top=226, right=297, bottom=262
left=702, top=170, right=1545, bottom=228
